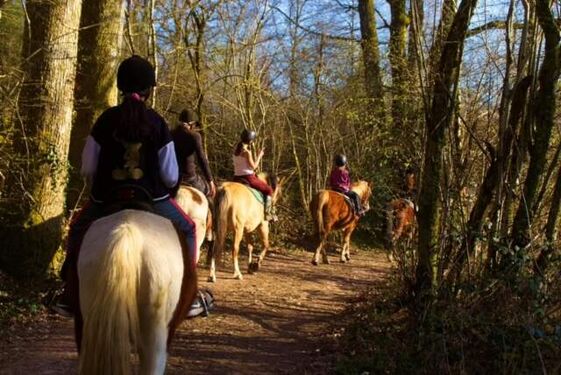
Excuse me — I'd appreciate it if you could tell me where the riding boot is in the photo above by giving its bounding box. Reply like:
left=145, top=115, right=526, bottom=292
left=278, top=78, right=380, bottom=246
left=264, top=196, right=278, bottom=222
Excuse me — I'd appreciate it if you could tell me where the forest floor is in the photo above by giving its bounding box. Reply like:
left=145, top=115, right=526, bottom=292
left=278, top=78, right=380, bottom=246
left=0, top=244, right=390, bottom=374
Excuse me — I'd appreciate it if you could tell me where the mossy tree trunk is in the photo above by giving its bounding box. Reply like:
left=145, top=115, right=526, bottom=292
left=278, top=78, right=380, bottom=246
left=415, top=0, right=477, bottom=302
left=0, top=0, right=82, bottom=278
left=358, top=0, right=384, bottom=112
left=67, top=0, right=124, bottom=209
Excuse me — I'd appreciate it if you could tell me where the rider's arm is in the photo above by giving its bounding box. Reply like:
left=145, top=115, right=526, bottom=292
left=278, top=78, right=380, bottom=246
left=243, top=148, right=261, bottom=170
left=158, top=141, right=178, bottom=188
left=80, top=135, right=100, bottom=184
left=156, top=116, right=179, bottom=188
left=193, top=131, right=214, bottom=182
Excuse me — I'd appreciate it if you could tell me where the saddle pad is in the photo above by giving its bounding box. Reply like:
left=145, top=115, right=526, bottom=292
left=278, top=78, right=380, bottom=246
left=326, top=190, right=353, bottom=206
left=246, top=186, right=264, bottom=205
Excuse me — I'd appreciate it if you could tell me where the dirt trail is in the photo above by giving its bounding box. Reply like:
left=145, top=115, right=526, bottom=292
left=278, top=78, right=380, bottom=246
left=0, top=248, right=389, bottom=374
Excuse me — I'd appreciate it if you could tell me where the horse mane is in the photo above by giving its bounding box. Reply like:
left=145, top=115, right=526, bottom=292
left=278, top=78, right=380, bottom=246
left=351, top=180, right=370, bottom=198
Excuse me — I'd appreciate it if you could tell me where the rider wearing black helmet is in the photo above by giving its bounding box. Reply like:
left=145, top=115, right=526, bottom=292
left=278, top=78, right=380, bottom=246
left=54, top=55, right=197, bottom=316
left=329, top=154, right=365, bottom=216
left=233, top=129, right=277, bottom=221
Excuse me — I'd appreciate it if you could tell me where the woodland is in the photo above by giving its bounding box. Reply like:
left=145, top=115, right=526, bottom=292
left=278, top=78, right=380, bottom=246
left=1, top=0, right=561, bottom=373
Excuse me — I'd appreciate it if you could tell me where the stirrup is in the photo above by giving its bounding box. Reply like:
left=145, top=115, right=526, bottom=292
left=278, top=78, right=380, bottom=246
left=186, top=288, right=215, bottom=318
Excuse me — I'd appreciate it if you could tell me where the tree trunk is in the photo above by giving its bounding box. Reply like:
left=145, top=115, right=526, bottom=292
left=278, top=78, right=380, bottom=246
left=67, top=0, right=124, bottom=210
left=389, top=0, right=408, bottom=130
left=510, top=0, right=561, bottom=259
left=0, top=0, right=82, bottom=278
left=357, top=0, right=383, bottom=109
left=415, top=0, right=477, bottom=301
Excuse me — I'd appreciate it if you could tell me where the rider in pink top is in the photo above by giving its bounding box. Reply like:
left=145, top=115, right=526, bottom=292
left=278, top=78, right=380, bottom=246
left=329, top=154, right=364, bottom=216
left=233, top=129, right=277, bottom=221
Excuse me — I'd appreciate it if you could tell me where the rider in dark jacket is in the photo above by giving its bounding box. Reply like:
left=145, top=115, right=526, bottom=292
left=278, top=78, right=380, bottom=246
left=172, top=109, right=216, bottom=197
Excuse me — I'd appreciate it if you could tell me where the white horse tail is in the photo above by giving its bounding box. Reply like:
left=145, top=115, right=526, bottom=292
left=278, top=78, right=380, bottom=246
left=212, top=187, right=229, bottom=264
left=79, top=223, right=143, bottom=375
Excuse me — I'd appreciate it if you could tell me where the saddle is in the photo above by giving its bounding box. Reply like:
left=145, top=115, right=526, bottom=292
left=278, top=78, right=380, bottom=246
left=103, top=185, right=155, bottom=216
left=329, top=190, right=360, bottom=215
left=233, top=176, right=265, bottom=205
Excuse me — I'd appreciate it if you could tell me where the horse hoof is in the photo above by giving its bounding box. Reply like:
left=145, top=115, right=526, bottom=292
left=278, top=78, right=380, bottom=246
left=345, top=254, right=351, bottom=261
left=311, top=260, right=318, bottom=266
left=207, top=276, right=216, bottom=283
left=234, top=274, right=243, bottom=280
left=322, top=259, right=330, bottom=265
left=340, top=259, right=346, bottom=263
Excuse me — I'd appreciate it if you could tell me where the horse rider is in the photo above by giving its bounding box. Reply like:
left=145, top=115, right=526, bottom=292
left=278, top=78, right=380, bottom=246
left=403, top=166, right=417, bottom=200
left=232, top=129, right=277, bottom=221
left=53, top=55, right=197, bottom=316
left=171, top=109, right=216, bottom=198
left=329, top=154, right=365, bottom=216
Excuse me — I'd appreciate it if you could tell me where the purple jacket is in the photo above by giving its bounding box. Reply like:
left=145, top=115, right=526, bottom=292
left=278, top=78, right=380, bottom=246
left=329, top=167, right=351, bottom=192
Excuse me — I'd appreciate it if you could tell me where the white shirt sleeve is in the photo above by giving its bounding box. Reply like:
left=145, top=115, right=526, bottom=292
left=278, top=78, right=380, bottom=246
left=80, top=135, right=100, bottom=183
left=158, top=141, right=179, bottom=188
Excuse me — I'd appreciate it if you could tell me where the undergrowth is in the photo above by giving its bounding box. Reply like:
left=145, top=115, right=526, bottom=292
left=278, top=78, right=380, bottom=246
left=335, top=267, right=561, bottom=374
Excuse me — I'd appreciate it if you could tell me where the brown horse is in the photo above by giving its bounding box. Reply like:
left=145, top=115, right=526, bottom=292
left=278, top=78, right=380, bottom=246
left=310, top=181, right=372, bottom=265
left=385, top=198, right=416, bottom=249
left=208, top=173, right=281, bottom=282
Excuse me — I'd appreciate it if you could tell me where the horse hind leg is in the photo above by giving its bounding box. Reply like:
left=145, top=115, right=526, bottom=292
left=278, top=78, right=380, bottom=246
left=232, top=225, right=244, bottom=280
left=138, top=310, right=168, bottom=375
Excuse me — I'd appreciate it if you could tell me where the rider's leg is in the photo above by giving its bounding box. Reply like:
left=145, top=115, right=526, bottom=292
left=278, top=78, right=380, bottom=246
left=346, top=191, right=363, bottom=215
left=54, top=201, right=104, bottom=316
left=153, top=198, right=198, bottom=269
left=243, top=174, right=276, bottom=221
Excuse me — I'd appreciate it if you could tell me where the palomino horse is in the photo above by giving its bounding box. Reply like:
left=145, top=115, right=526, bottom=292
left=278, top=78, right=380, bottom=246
left=175, top=185, right=213, bottom=261
left=310, top=181, right=372, bottom=265
left=77, top=210, right=198, bottom=375
left=208, top=173, right=281, bottom=282
left=385, top=198, right=416, bottom=250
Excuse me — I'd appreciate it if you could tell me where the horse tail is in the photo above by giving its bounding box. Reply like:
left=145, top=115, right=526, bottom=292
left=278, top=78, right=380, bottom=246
left=385, top=201, right=394, bottom=250
left=212, top=187, right=229, bottom=264
left=310, top=192, right=327, bottom=240
left=79, top=223, right=142, bottom=375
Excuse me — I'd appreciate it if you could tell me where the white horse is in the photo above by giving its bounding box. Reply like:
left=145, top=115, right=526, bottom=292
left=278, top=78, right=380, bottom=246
left=77, top=209, right=198, bottom=375
left=175, top=185, right=212, bottom=262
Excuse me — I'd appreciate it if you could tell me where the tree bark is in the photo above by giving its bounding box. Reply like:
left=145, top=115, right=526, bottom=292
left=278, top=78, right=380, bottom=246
left=67, top=0, right=124, bottom=210
left=389, top=0, right=408, bottom=130
left=357, top=0, right=383, bottom=109
left=0, top=0, right=82, bottom=278
left=510, top=0, right=561, bottom=259
left=415, top=0, right=477, bottom=301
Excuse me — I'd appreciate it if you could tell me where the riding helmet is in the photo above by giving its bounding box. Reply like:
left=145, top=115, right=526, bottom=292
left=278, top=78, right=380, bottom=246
left=117, top=55, right=156, bottom=93
left=179, top=109, right=199, bottom=124
left=334, top=154, right=347, bottom=167
left=241, top=129, right=257, bottom=143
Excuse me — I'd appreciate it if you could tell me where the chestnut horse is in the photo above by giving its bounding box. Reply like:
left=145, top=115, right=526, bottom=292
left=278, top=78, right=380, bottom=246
left=77, top=210, right=198, bottom=375
left=310, top=181, right=372, bottom=265
left=208, top=173, right=281, bottom=282
left=385, top=198, right=416, bottom=249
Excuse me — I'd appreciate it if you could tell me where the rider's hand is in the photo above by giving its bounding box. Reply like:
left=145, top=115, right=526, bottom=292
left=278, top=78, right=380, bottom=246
left=209, top=181, right=217, bottom=198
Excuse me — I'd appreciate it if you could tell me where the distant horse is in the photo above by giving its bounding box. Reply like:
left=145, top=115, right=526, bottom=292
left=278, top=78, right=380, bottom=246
left=77, top=210, right=198, bottom=375
left=175, top=185, right=213, bottom=262
left=385, top=198, right=416, bottom=250
left=310, top=181, right=372, bottom=265
left=208, top=173, right=281, bottom=282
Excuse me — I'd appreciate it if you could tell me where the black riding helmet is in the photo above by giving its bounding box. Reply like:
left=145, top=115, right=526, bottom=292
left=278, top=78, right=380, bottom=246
left=117, top=55, right=156, bottom=93
left=334, top=154, right=347, bottom=167
left=179, top=109, right=199, bottom=124
left=241, top=129, right=257, bottom=143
